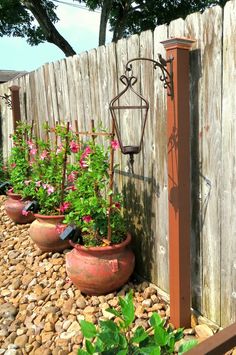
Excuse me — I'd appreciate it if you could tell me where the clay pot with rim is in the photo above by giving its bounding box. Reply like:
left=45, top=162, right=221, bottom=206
left=4, top=191, right=35, bottom=224
left=66, top=232, right=135, bottom=295
left=29, top=214, right=70, bottom=252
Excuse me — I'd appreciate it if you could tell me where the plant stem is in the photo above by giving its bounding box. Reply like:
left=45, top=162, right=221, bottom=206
left=107, top=120, right=115, bottom=241
left=60, top=122, right=70, bottom=204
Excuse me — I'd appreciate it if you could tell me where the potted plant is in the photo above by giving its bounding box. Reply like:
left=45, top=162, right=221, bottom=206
left=4, top=122, right=35, bottom=224
left=63, top=135, right=135, bottom=295
left=26, top=122, right=77, bottom=252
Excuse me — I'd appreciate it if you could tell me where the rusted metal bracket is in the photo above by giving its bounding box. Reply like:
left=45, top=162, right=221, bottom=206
left=0, top=93, right=12, bottom=109
left=125, top=54, right=174, bottom=98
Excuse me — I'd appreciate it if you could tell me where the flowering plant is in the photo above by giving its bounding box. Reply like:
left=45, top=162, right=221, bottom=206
left=20, top=123, right=76, bottom=215
left=6, top=122, right=33, bottom=194
left=63, top=137, right=127, bottom=247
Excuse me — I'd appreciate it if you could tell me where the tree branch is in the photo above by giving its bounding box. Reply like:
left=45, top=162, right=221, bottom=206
left=22, top=0, right=76, bottom=56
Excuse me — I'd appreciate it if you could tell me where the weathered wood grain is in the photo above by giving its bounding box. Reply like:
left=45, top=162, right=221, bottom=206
left=221, top=0, right=236, bottom=327
left=154, top=24, right=169, bottom=292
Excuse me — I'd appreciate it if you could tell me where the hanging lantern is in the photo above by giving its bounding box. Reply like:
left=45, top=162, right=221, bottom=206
left=109, top=54, right=173, bottom=172
left=109, top=73, right=149, bottom=169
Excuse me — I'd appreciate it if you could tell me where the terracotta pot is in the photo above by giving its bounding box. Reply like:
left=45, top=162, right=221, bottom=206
left=4, top=192, right=35, bottom=224
left=29, top=214, right=70, bottom=252
left=66, top=233, right=135, bottom=295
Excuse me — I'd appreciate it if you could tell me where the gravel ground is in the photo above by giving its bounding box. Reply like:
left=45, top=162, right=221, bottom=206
left=0, top=195, right=219, bottom=355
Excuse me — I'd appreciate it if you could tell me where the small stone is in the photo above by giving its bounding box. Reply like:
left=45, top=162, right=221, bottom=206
left=143, top=287, right=157, bottom=299
left=195, top=324, right=214, bottom=338
left=75, top=297, right=86, bottom=309
left=67, top=321, right=81, bottom=333
left=0, top=303, right=18, bottom=319
left=142, top=299, right=152, bottom=308
left=62, top=299, right=74, bottom=315
left=62, top=320, right=72, bottom=331
left=83, top=306, right=96, bottom=314
left=14, top=334, right=28, bottom=348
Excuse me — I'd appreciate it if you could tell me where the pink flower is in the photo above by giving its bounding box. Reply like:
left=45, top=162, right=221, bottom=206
left=111, top=140, right=120, bottom=150
left=30, top=148, right=37, bottom=156
left=79, top=159, right=88, bottom=169
left=56, top=144, right=63, bottom=154
left=40, top=150, right=48, bottom=160
left=24, top=180, right=31, bottom=186
left=22, top=210, right=29, bottom=216
left=27, top=140, right=34, bottom=149
left=35, top=181, right=41, bottom=187
left=42, top=183, right=48, bottom=189
left=70, top=141, right=79, bottom=153
left=47, top=185, right=54, bottom=195
left=59, top=202, right=71, bottom=213
left=84, top=146, right=92, bottom=155
left=66, top=185, right=77, bottom=191
left=11, top=163, right=16, bottom=168
left=82, top=215, right=92, bottom=223
left=56, top=223, right=66, bottom=234
left=68, top=171, right=78, bottom=183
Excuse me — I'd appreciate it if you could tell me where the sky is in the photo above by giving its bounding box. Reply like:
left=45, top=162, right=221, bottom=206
left=0, top=1, right=112, bottom=72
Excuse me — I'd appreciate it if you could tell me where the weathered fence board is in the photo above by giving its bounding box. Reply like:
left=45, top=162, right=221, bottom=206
left=1, top=0, right=236, bottom=327
left=153, top=24, right=169, bottom=292
left=221, top=0, right=236, bottom=327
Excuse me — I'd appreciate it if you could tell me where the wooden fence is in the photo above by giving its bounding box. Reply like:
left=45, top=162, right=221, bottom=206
left=1, top=0, right=236, bottom=327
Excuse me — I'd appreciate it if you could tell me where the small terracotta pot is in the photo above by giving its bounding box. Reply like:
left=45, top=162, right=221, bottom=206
left=66, top=233, right=135, bottom=295
left=29, top=214, right=70, bottom=252
left=4, top=192, right=35, bottom=224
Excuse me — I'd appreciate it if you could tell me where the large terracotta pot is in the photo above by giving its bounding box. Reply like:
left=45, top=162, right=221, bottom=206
left=29, top=214, right=70, bottom=252
left=4, top=192, right=35, bottom=224
left=66, top=233, right=135, bottom=295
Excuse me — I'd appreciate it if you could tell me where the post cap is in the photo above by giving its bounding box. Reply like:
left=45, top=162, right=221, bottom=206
left=161, top=37, right=195, bottom=50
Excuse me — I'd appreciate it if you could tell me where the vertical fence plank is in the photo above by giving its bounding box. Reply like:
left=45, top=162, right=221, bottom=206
left=193, top=6, right=222, bottom=324
left=88, top=48, right=101, bottom=125
left=154, top=24, right=169, bottom=292
left=79, top=52, right=92, bottom=130
left=221, top=0, right=236, bottom=327
left=139, top=30, right=156, bottom=281
left=66, top=56, right=78, bottom=127
left=72, top=55, right=85, bottom=130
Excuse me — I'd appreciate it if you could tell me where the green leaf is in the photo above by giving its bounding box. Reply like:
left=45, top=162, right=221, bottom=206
left=149, top=313, right=163, bottom=328
left=80, top=320, right=97, bottom=339
left=104, top=307, right=121, bottom=318
left=99, top=320, right=119, bottom=332
left=138, top=345, right=161, bottom=355
left=85, top=339, right=95, bottom=354
left=174, top=328, right=184, bottom=341
left=130, top=326, right=149, bottom=344
left=117, top=350, right=128, bottom=355
left=154, top=326, right=168, bottom=346
left=119, top=290, right=135, bottom=327
left=98, top=330, right=120, bottom=346
left=77, top=350, right=89, bottom=355
left=178, top=340, right=198, bottom=354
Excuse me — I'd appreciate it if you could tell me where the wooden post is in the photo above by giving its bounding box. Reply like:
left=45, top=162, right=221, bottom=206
left=9, top=85, right=21, bottom=132
left=161, top=38, right=195, bottom=328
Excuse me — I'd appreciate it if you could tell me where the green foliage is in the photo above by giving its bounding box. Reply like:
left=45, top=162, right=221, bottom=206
left=20, top=123, right=74, bottom=215
left=7, top=122, right=32, bottom=194
left=64, top=138, right=126, bottom=246
left=78, top=290, right=198, bottom=355
left=0, top=0, right=58, bottom=45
